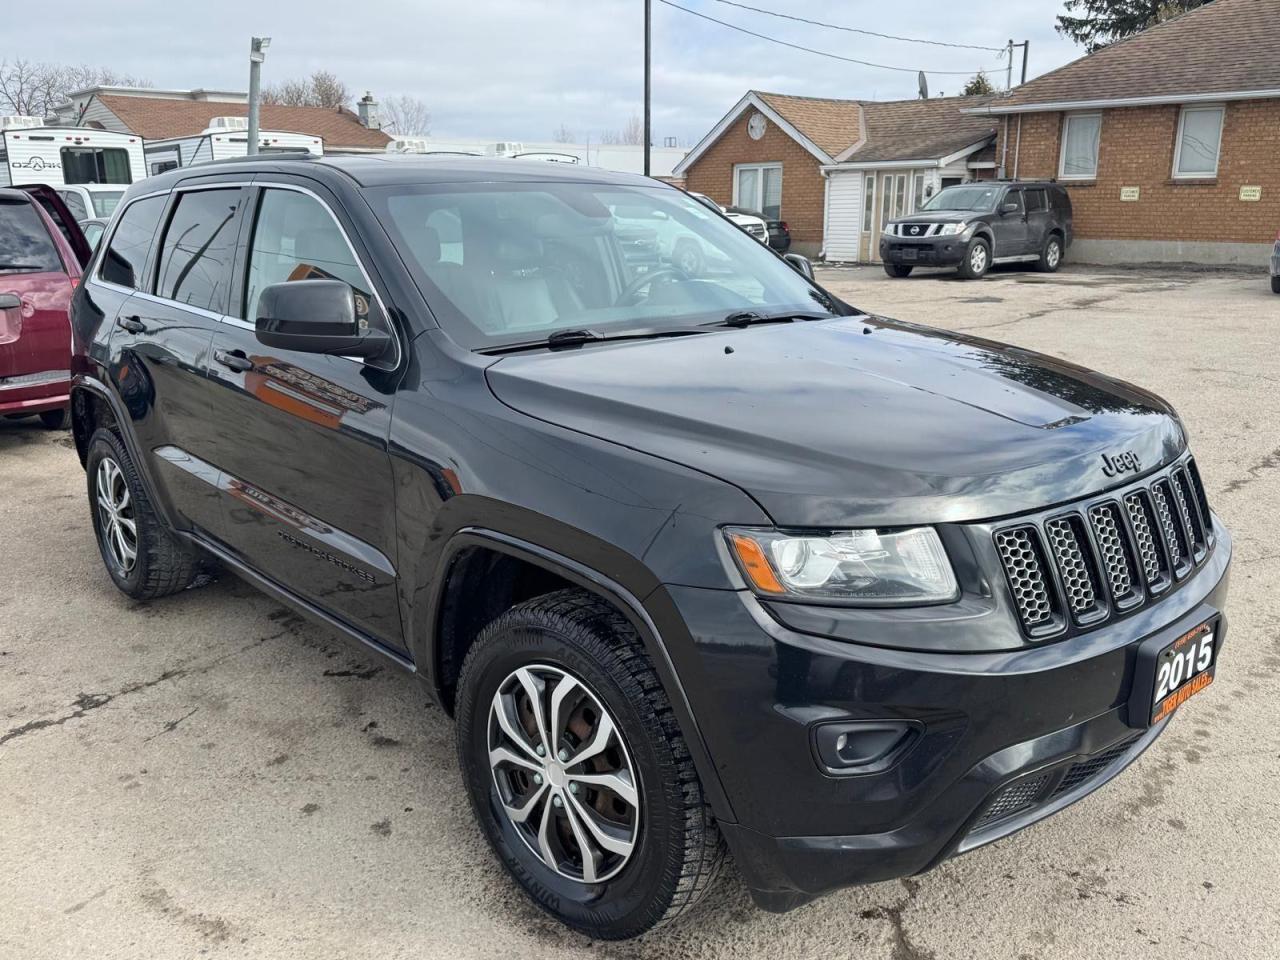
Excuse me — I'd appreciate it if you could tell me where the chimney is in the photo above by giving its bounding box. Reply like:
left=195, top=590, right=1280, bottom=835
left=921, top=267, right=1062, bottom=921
left=358, top=92, right=380, bottom=130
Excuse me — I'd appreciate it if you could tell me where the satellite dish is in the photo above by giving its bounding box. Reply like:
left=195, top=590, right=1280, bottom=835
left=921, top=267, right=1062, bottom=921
left=918, top=71, right=929, bottom=100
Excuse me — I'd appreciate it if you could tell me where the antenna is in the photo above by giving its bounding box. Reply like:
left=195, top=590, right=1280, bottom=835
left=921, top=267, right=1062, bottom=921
left=917, top=71, right=929, bottom=100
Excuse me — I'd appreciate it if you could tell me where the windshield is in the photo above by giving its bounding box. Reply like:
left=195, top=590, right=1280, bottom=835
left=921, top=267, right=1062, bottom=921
left=921, top=184, right=1002, bottom=213
left=90, top=190, right=125, bottom=217
left=367, top=181, right=838, bottom=349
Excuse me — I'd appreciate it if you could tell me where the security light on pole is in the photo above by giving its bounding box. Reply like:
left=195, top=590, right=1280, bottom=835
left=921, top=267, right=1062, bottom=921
left=247, top=36, right=271, bottom=156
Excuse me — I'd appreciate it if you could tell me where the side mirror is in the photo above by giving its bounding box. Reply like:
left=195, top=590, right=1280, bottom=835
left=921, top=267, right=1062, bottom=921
left=1000, top=202, right=1020, bottom=215
left=255, top=279, right=391, bottom=361
left=784, top=253, right=815, bottom=280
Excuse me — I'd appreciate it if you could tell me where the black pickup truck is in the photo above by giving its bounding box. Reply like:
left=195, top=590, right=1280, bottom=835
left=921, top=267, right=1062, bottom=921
left=69, top=154, right=1228, bottom=940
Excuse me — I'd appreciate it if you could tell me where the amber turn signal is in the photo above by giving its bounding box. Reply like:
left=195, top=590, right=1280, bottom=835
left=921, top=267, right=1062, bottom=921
left=727, top=532, right=786, bottom=594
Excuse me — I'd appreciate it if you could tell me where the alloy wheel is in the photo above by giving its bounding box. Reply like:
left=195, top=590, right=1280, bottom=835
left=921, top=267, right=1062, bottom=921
left=970, top=243, right=988, bottom=274
left=488, top=663, right=641, bottom=884
left=1047, top=240, right=1061, bottom=269
left=96, top=457, right=137, bottom=574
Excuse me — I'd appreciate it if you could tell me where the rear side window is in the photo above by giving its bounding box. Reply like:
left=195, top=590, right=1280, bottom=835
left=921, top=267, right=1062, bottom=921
left=0, top=197, right=61, bottom=275
left=156, top=188, right=242, bottom=313
left=101, top=195, right=165, bottom=289
left=1025, top=188, right=1048, bottom=212
left=59, top=190, right=89, bottom=221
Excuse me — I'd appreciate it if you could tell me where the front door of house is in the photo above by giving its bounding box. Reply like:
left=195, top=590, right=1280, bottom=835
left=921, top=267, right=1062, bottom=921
left=869, top=172, right=908, bottom=263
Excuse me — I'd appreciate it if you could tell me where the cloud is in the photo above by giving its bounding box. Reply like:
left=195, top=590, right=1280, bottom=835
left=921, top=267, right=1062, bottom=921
left=4, top=0, right=1085, bottom=144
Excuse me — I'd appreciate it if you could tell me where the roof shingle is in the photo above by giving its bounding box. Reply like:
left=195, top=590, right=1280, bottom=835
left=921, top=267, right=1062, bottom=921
left=96, top=94, right=392, bottom=150
left=754, top=91, right=995, bottom=162
left=980, top=0, right=1280, bottom=111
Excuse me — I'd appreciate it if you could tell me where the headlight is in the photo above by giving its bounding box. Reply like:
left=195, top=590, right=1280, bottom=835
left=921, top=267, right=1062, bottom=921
left=882, top=224, right=897, bottom=237
left=725, top=527, right=958, bottom=605
left=938, top=223, right=966, bottom=236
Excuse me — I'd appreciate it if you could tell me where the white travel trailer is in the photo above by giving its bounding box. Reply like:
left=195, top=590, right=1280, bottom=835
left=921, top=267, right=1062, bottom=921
left=143, top=117, right=323, bottom=174
left=0, top=116, right=146, bottom=188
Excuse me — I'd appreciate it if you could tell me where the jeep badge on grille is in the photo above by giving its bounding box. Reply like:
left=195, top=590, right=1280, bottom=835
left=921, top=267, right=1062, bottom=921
left=1101, top=450, right=1142, bottom=477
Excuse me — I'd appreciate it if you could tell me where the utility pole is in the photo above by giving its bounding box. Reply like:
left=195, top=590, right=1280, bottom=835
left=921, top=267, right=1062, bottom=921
left=1006, top=39, right=1014, bottom=92
left=643, top=0, right=652, bottom=176
left=1005, top=39, right=1030, bottom=89
left=247, top=36, right=271, bottom=156
left=1020, top=40, right=1030, bottom=85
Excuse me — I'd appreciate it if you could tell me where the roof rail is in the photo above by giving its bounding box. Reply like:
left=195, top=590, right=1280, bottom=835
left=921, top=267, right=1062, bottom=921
left=191, top=149, right=317, bottom=167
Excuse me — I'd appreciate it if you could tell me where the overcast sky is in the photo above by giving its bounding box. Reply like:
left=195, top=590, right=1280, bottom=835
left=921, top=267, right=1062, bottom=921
left=6, top=0, right=1085, bottom=144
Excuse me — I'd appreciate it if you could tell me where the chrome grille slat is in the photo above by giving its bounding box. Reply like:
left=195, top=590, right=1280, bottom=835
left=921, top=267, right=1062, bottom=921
left=1150, top=479, right=1189, bottom=573
left=1044, top=515, right=1102, bottom=622
left=994, top=527, right=1057, bottom=631
left=1088, top=503, right=1139, bottom=606
left=1172, top=468, right=1206, bottom=554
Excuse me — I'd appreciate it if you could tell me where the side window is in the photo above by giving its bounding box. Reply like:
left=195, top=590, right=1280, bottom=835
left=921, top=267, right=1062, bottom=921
left=1025, top=188, right=1048, bottom=213
left=156, top=188, right=242, bottom=313
left=244, top=188, right=383, bottom=330
left=59, top=190, right=89, bottom=221
left=0, top=197, right=61, bottom=275
left=1005, top=190, right=1025, bottom=214
left=100, top=195, right=166, bottom=289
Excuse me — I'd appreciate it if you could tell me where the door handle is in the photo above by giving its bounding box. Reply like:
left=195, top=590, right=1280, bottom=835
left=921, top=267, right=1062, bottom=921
left=213, top=349, right=254, bottom=373
left=117, top=315, right=147, bottom=334
left=0, top=293, right=20, bottom=310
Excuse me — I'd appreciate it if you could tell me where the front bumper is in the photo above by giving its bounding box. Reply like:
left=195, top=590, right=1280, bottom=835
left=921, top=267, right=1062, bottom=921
left=661, top=522, right=1231, bottom=911
left=880, top=235, right=967, bottom=266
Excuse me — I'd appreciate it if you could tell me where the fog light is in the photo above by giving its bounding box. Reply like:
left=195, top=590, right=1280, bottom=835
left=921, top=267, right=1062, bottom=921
left=812, top=721, right=920, bottom=775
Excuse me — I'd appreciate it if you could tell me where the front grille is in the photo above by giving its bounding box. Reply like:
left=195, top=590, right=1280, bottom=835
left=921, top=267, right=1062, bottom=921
left=973, top=774, right=1050, bottom=830
left=971, top=737, right=1141, bottom=835
left=1047, top=738, right=1138, bottom=801
left=744, top=223, right=766, bottom=238
left=993, top=457, right=1213, bottom=638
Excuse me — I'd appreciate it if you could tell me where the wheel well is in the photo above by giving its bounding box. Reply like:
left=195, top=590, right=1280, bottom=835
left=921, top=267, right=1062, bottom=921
left=70, top=388, right=118, bottom=467
left=435, top=546, right=579, bottom=713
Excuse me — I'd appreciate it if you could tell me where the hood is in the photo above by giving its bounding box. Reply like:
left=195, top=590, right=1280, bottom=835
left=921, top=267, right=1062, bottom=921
left=485, top=317, right=1185, bottom=527
left=891, top=211, right=977, bottom=227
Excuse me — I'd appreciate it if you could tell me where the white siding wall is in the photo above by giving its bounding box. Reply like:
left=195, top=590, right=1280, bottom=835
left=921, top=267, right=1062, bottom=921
left=823, top=171, right=863, bottom=262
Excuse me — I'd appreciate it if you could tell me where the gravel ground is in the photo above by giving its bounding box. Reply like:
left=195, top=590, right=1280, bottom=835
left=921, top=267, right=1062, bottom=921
left=2, top=263, right=1278, bottom=959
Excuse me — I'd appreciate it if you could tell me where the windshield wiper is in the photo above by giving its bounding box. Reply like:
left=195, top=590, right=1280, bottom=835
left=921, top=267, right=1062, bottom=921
left=714, top=310, right=829, bottom=328
left=479, top=327, right=709, bottom=356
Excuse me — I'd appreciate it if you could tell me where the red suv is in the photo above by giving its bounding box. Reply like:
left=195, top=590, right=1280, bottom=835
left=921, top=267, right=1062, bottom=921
left=1, top=186, right=91, bottom=428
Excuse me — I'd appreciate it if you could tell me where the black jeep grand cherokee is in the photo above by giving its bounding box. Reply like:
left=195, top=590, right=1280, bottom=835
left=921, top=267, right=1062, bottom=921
left=882, top=180, right=1072, bottom=279
left=69, top=155, right=1229, bottom=940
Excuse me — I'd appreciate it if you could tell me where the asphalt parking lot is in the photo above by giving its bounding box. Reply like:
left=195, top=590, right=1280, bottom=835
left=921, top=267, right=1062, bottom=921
left=2, top=264, right=1278, bottom=960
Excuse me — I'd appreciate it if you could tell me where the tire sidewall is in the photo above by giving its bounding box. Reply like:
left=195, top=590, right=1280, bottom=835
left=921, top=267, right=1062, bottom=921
left=457, top=620, right=681, bottom=937
left=962, top=238, right=990, bottom=279
left=86, top=431, right=145, bottom=593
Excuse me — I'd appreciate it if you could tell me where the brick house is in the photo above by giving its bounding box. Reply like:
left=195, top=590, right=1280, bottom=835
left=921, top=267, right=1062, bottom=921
left=963, top=0, right=1280, bottom=265
left=674, top=91, right=997, bottom=260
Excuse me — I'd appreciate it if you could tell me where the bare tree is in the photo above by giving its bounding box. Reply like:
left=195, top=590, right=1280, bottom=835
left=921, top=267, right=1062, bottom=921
left=262, top=70, right=352, bottom=110
left=599, top=114, right=645, bottom=146
left=0, top=59, right=150, bottom=117
left=551, top=123, right=575, bottom=143
left=621, top=113, right=644, bottom=146
left=381, top=95, right=431, bottom=136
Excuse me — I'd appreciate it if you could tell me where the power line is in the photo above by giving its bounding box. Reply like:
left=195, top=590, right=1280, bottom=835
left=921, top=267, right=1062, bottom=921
left=657, top=0, right=1001, bottom=76
left=707, top=0, right=1006, bottom=52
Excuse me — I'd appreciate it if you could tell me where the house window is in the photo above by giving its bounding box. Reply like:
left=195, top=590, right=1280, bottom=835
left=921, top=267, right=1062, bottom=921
left=734, top=163, right=782, bottom=219
left=862, top=173, right=875, bottom=231
left=1173, top=105, right=1224, bottom=178
left=1059, top=112, right=1102, bottom=179
left=912, top=173, right=926, bottom=212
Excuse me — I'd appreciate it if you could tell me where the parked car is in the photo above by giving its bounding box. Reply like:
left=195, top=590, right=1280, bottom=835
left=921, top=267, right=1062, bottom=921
left=79, top=217, right=109, bottom=252
left=1, top=185, right=90, bottom=428
left=882, top=180, right=1072, bottom=279
left=70, top=155, right=1229, bottom=940
left=686, top=191, right=770, bottom=244
left=726, top=204, right=791, bottom=253
left=1270, top=227, right=1279, bottom=293
left=56, top=184, right=127, bottom=222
